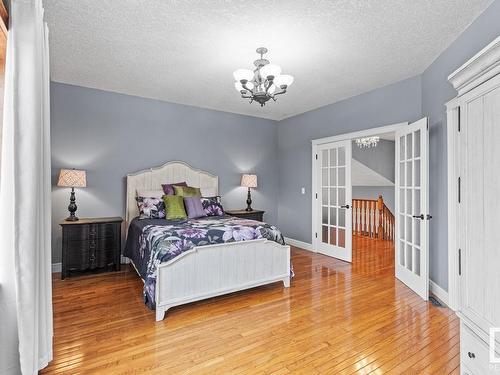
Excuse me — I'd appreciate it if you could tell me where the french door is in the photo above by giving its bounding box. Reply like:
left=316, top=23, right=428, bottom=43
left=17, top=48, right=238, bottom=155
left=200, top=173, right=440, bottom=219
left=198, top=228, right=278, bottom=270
left=316, top=140, right=352, bottom=262
left=395, top=118, right=429, bottom=300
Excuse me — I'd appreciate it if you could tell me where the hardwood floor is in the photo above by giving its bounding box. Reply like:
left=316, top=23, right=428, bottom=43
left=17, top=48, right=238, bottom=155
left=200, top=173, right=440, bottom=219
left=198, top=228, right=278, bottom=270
left=43, top=236, right=459, bottom=374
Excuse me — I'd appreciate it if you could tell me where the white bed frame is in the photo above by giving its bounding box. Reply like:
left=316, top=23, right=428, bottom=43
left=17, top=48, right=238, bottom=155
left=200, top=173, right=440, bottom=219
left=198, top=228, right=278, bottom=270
left=125, top=161, right=290, bottom=321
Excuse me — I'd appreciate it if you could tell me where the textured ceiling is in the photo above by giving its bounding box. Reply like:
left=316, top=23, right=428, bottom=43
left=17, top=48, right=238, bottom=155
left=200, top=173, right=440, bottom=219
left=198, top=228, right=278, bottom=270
left=44, top=0, right=493, bottom=121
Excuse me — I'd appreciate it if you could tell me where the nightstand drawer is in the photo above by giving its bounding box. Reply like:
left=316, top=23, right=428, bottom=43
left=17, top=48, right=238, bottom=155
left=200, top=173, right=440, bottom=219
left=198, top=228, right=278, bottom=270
left=225, top=210, right=265, bottom=222
left=65, top=225, right=90, bottom=240
left=240, top=211, right=264, bottom=221
left=98, top=222, right=119, bottom=238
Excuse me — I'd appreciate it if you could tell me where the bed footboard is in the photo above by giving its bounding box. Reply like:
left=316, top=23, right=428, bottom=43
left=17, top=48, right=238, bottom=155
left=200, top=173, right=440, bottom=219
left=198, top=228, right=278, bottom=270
left=154, top=239, right=290, bottom=321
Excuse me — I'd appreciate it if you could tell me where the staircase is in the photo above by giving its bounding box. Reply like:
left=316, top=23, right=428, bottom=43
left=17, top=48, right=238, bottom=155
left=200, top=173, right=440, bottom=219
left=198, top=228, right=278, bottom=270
left=352, top=195, right=394, bottom=241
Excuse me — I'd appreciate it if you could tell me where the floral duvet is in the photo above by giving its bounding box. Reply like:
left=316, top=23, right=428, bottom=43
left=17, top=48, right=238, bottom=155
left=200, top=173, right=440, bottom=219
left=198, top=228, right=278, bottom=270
left=124, top=215, right=286, bottom=309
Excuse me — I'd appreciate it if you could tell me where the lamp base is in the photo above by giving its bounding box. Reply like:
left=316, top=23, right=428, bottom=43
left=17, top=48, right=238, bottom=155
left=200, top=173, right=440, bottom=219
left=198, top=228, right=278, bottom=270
left=245, top=187, right=253, bottom=211
left=66, top=188, right=79, bottom=221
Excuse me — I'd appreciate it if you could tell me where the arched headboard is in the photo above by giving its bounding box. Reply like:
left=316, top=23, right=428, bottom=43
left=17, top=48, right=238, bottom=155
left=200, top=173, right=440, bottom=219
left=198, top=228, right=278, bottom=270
left=125, top=161, right=218, bottom=227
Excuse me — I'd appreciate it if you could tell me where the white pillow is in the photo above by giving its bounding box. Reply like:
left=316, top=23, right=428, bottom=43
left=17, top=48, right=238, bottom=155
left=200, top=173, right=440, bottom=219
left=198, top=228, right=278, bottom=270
left=136, top=189, right=164, bottom=199
left=200, top=187, right=217, bottom=197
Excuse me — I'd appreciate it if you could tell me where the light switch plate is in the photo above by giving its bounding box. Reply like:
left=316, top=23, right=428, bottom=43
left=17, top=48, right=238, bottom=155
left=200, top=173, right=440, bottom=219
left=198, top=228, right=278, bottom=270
left=301, top=187, right=306, bottom=194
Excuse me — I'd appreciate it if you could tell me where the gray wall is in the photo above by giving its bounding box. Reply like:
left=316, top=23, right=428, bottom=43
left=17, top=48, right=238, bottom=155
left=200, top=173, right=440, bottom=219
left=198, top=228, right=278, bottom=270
left=51, top=83, right=278, bottom=263
left=277, top=76, right=422, bottom=248
left=352, top=139, right=395, bottom=182
left=421, top=0, right=500, bottom=290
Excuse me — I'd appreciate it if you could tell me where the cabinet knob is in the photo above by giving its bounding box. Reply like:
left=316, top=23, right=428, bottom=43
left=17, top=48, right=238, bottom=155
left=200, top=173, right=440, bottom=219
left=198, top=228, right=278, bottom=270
left=467, top=351, right=475, bottom=359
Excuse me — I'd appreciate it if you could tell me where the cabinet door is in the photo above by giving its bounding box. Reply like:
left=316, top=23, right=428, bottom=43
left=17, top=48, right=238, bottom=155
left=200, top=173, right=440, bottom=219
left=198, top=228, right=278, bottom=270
left=459, top=75, right=500, bottom=334
left=66, top=240, right=90, bottom=270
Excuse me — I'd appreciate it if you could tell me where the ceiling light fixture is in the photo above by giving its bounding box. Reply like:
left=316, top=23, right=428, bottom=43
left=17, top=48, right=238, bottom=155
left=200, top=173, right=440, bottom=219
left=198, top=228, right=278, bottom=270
left=355, top=136, right=380, bottom=149
left=233, top=47, right=294, bottom=107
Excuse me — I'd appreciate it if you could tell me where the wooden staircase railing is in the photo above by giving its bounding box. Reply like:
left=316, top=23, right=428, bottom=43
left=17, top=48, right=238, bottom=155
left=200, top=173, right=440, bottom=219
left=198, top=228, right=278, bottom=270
left=352, top=195, right=394, bottom=241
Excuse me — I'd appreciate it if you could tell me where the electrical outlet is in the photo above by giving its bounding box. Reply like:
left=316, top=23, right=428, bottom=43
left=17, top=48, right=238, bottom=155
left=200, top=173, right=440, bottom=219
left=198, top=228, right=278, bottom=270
left=301, top=187, right=306, bottom=195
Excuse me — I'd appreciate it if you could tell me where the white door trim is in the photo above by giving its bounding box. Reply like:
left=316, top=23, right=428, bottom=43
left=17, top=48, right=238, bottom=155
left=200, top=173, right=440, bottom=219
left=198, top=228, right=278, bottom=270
left=311, top=122, right=408, bottom=253
left=446, top=98, right=460, bottom=312
left=311, top=122, right=408, bottom=146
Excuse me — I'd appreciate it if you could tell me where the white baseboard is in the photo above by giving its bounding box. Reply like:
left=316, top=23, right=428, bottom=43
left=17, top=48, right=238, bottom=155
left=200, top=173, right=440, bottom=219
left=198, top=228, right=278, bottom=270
left=52, top=263, right=62, bottom=273
left=429, top=280, right=449, bottom=307
left=284, top=237, right=315, bottom=252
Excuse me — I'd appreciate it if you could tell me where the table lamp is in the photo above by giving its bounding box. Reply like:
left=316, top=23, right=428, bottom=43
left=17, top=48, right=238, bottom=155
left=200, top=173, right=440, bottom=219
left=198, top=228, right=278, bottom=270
left=57, top=168, right=87, bottom=221
left=241, top=174, right=257, bottom=211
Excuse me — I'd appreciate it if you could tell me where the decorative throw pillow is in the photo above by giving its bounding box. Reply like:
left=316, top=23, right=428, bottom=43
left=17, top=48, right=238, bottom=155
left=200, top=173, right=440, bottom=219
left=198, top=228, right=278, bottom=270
left=161, top=181, right=187, bottom=196
left=136, top=189, right=164, bottom=199
left=136, top=197, right=166, bottom=219
left=163, top=195, right=187, bottom=220
left=201, top=196, right=225, bottom=216
left=184, top=197, right=206, bottom=219
left=173, top=185, right=201, bottom=197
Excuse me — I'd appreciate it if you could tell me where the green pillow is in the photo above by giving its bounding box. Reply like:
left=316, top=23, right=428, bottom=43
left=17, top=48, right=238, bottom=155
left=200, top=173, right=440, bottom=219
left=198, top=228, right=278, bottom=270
left=173, top=185, right=201, bottom=197
left=163, top=195, right=187, bottom=220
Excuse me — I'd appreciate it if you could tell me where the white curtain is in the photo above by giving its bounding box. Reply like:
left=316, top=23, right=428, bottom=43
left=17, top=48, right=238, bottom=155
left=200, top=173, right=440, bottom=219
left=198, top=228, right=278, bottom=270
left=0, top=1, right=53, bottom=374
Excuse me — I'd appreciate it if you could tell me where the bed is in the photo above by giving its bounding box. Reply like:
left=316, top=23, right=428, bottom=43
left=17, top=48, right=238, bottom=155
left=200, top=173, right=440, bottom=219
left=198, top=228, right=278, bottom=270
left=124, top=161, right=291, bottom=321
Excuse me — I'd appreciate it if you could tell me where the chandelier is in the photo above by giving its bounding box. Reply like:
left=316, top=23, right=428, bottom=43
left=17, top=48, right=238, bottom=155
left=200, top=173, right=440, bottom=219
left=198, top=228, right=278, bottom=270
left=233, top=47, right=294, bottom=107
left=355, top=136, right=380, bottom=149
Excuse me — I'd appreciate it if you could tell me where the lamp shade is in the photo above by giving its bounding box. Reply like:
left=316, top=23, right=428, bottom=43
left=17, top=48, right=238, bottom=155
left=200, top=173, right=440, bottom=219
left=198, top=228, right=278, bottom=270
left=260, top=64, right=281, bottom=79
left=274, top=74, right=294, bottom=87
left=233, top=69, right=254, bottom=82
left=57, top=169, right=87, bottom=188
left=241, top=174, right=257, bottom=188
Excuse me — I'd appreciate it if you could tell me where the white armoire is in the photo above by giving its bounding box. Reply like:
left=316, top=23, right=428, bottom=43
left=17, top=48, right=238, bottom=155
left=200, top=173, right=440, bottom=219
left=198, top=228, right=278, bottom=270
left=447, top=36, right=500, bottom=375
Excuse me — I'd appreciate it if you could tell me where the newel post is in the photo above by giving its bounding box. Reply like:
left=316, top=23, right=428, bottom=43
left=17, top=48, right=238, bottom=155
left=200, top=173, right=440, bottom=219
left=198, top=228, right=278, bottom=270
left=377, top=195, right=384, bottom=239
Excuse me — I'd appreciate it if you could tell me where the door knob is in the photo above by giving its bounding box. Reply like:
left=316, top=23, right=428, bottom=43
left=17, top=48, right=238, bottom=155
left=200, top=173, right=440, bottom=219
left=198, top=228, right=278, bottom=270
left=412, top=214, right=424, bottom=220
left=341, top=204, right=350, bottom=209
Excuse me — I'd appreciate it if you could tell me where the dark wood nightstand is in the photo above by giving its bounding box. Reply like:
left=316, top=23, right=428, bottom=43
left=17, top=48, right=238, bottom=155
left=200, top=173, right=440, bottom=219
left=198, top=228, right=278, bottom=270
left=225, top=209, right=265, bottom=222
left=60, top=217, right=123, bottom=279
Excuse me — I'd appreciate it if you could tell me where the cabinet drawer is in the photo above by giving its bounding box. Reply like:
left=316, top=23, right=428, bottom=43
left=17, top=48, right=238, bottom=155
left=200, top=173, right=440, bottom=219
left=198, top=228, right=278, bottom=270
left=98, top=223, right=119, bottom=238
left=461, top=323, right=497, bottom=375
left=64, top=225, right=89, bottom=240
left=66, top=240, right=90, bottom=270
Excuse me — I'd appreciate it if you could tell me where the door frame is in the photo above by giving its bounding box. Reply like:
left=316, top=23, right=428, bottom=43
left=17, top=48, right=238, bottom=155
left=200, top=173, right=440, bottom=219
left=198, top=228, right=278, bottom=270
left=311, top=122, right=408, bottom=253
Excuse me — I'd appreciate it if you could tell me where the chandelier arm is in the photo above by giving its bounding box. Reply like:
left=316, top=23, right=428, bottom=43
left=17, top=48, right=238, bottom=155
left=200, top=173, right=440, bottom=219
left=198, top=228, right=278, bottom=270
left=242, top=83, right=254, bottom=93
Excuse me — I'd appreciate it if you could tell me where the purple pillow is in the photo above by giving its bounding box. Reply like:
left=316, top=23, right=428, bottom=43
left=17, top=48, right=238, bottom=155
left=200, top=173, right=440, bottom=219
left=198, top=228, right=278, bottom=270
left=162, top=181, right=187, bottom=195
left=184, top=197, right=206, bottom=219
